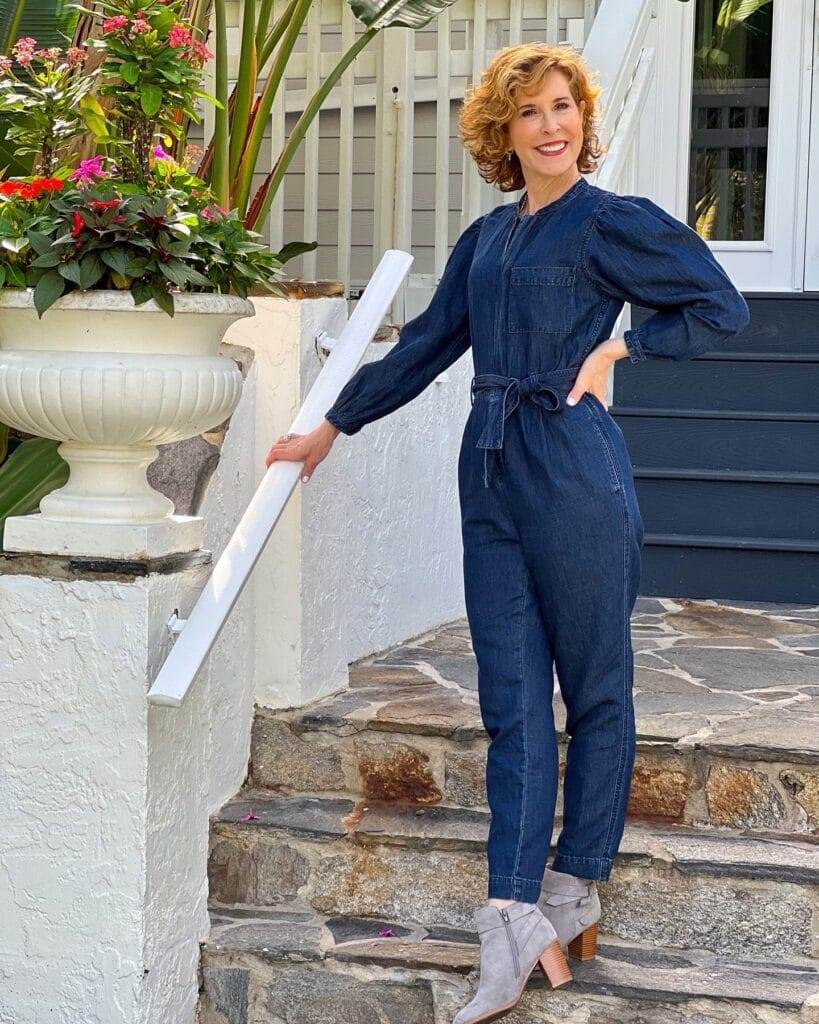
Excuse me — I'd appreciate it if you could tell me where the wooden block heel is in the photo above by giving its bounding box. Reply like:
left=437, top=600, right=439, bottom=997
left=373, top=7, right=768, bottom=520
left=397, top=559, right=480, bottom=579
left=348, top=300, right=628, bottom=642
left=567, top=922, right=599, bottom=962
left=538, top=939, right=573, bottom=989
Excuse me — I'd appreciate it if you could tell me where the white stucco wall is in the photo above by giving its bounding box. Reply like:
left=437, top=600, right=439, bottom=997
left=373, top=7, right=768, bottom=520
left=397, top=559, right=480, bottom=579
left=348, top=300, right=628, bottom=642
left=0, top=561, right=211, bottom=1024
left=218, top=294, right=470, bottom=712
left=328, top=340, right=471, bottom=662
left=198, top=342, right=259, bottom=812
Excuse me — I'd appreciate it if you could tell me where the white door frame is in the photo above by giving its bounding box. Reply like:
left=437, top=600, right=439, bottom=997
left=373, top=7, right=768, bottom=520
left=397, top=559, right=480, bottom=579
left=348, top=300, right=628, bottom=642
left=650, top=0, right=815, bottom=293
left=803, top=7, right=819, bottom=291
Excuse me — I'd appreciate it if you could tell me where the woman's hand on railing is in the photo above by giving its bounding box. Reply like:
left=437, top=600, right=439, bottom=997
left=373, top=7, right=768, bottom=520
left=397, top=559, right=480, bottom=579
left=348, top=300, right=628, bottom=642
left=265, top=419, right=341, bottom=482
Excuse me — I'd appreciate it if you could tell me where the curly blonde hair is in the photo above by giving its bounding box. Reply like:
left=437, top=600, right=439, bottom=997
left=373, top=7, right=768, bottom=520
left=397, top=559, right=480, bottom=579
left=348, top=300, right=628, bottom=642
left=458, top=43, right=603, bottom=192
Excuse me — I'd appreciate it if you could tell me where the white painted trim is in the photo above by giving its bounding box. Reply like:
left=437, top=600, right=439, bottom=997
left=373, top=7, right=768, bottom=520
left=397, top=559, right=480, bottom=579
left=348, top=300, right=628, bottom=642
left=801, top=2, right=819, bottom=289
left=670, top=0, right=815, bottom=291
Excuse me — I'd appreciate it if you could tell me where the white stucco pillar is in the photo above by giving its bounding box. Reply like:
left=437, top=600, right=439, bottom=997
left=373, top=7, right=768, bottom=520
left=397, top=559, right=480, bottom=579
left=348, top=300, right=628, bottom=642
left=224, top=292, right=350, bottom=710
left=0, top=552, right=212, bottom=1024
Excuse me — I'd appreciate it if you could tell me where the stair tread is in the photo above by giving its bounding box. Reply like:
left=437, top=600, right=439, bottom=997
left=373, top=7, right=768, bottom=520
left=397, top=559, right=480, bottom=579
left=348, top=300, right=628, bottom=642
left=214, top=794, right=819, bottom=886
left=203, top=903, right=819, bottom=1009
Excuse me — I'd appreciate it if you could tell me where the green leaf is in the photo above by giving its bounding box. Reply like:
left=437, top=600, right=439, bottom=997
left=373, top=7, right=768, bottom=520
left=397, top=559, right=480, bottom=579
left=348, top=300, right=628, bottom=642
left=151, top=7, right=176, bottom=32
left=6, top=263, right=25, bottom=287
left=31, top=252, right=61, bottom=269
left=79, top=253, right=105, bottom=289
left=33, top=271, right=66, bottom=318
left=1, top=237, right=27, bottom=254
left=101, top=248, right=130, bottom=276
left=140, top=84, right=163, bottom=118
left=131, top=279, right=153, bottom=306
left=150, top=282, right=174, bottom=317
left=58, top=261, right=83, bottom=284
left=27, top=230, right=54, bottom=256
left=0, top=438, right=69, bottom=548
left=120, top=63, right=140, bottom=85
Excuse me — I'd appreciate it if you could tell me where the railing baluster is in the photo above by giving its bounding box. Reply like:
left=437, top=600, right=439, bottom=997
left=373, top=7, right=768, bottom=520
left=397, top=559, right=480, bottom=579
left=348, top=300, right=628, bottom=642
left=337, top=1, right=356, bottom=298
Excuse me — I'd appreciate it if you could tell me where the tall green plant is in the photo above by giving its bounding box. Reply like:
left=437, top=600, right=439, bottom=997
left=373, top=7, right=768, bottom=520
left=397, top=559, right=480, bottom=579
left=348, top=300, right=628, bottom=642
left=694, top=0, right=772, bottom=70
left=0, top=432, right=69, bottom=548
left=200, top=0, right=458, bottom=233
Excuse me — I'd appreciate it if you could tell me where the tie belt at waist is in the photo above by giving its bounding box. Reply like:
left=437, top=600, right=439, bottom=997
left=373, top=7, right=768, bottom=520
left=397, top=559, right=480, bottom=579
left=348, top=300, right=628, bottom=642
left=469, top=364, right=583, bottom=487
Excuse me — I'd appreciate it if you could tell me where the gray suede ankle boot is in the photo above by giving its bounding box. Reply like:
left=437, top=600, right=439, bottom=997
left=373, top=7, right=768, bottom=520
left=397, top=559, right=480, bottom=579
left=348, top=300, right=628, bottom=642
left=536, top=867, right=601, bottom=961
left=452, top=901, right=572, bottom=1024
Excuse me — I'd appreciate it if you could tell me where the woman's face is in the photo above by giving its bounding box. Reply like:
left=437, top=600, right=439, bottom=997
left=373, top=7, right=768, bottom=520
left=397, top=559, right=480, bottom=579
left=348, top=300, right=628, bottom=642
left=507, top=69, right=585, bottom=184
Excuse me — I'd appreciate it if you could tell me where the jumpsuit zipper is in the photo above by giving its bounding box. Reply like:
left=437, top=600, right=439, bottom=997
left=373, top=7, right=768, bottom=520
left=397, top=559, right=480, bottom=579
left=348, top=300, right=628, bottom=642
left=500, top=908, right=520, bottom=978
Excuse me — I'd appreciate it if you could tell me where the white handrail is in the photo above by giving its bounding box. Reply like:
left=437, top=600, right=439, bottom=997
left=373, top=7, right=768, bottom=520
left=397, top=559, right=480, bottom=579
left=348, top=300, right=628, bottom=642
left=595, top=46, right=656, bottom=192
left=582, top=0, right=656, bottom=152
left=147, top=249, right=414, bottom=707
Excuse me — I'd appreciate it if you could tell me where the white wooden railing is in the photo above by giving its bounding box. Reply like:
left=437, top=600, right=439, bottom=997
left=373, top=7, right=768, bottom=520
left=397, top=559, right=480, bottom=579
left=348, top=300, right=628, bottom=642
left=204, top=0, right=606, bottom=322
left=150, top=0, right=659, bottom=707
left=147, top=250, right=412, bottom=706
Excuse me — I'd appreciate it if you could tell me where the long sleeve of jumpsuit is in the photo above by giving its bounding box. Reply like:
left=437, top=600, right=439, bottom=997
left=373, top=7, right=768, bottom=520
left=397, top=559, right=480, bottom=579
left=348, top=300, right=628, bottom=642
left=582, top=193, right=750, bottom=362
left=324, top=213, right=486, bottom=436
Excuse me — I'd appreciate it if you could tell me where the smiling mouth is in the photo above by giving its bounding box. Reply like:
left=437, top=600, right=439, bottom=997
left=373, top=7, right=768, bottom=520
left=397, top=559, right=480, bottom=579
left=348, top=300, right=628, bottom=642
left=535, top=141, right=568, bottom=156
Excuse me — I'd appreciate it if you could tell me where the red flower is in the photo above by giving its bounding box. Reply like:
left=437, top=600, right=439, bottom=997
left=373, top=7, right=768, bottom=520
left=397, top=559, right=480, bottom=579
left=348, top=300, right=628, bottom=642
left=90, top=199, right=121, bottom=212
left=0, top=177, right=63, bottom=200
left=70, top=211, right=85, bottom=238
left=38, top=177, right=64, bottom=193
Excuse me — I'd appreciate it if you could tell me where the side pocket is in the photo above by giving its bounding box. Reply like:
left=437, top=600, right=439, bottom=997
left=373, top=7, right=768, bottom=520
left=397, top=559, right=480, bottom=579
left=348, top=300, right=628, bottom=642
left=582, top=395, right=622, bottom=494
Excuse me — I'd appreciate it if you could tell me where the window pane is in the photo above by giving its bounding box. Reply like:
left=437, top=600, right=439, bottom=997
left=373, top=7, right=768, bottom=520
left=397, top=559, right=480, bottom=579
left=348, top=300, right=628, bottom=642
left=688, top=0, right=773, bottom=241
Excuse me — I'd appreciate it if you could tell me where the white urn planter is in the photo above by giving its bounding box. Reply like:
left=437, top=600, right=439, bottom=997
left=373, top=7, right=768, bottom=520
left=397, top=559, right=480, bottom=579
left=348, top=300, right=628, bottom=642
left=0, top=288, right=253, bottom=560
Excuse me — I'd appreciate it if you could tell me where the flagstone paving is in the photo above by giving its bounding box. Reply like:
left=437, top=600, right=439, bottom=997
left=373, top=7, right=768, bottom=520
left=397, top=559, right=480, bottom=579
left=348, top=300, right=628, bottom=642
left=308, top=596, right=819, bottom=760
left=250, top=597, right=819, bottom=835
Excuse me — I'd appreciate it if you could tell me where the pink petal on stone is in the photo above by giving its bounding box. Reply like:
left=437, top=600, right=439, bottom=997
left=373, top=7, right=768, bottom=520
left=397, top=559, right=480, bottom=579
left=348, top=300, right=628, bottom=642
left=239, top=810, right=260, bottom=822
left=377, top=928, right=395, bottom=938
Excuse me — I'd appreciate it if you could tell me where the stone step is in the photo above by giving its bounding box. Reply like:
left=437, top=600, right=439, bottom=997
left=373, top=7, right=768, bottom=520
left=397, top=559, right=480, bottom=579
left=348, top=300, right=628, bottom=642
left=198, top=902, right=819, bottom=1024
left=250, top=605, right=819, bottom=837
left=208, top=794, right=819, bottom=963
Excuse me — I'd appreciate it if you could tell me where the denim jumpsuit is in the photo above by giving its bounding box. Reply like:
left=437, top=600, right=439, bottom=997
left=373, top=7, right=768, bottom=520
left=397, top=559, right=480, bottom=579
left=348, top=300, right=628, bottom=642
left=325, top=175, right=750, bottom=901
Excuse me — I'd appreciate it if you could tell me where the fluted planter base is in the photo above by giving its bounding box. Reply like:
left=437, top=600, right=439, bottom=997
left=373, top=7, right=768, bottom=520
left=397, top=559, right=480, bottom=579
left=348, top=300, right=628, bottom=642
left=0, top=289, right=253, bottom=560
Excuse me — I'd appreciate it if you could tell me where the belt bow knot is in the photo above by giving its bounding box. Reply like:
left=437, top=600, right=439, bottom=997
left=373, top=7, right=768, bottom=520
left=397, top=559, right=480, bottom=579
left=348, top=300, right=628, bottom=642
left=469, top=365, right=582, bottom=487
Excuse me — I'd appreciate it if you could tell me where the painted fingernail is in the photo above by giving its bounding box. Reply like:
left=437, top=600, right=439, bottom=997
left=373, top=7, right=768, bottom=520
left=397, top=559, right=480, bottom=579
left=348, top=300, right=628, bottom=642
left=566, top=396, right=576, bottom=406
left=302, top=475, right=309, bottom=482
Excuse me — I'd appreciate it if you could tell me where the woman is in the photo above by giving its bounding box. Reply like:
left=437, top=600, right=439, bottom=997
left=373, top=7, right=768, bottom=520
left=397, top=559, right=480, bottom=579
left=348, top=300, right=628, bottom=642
left=266, top=43, right=749, bottom=1024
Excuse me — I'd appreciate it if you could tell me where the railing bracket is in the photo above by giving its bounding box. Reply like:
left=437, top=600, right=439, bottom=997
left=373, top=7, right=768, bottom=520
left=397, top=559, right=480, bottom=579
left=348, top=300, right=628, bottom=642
left=167, top=610, right=188, bottom=636
left=316, top=329, right=337, bottom=356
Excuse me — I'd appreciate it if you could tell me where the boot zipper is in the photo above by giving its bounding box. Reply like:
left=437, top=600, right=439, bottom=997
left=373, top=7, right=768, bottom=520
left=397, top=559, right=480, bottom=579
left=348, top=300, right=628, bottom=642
left=500, top=908, right=520, bottom=978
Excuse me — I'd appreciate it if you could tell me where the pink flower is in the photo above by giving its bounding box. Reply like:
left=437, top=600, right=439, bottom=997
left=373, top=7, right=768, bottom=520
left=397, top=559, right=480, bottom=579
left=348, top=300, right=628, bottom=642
left=153, top=145, right=172, bottom=161
left=12, top=37, right=36, bottom=57
left=34, top=47, right=61, bottom=62
left=70, top=156, right=108, bottom=187
left=188, top=39, right=214, bottom=66
left=12, top=36, right=36, bottom=66
left=168, top=23, right=192, bottom=48
left=66, top=46, right=87, bottom=66
left=130, top=17, right=150, bottom=35
left=238, top=810, right=260, bottom=823
left=102, top=15, right=129, bottom=34
left=0, top=56, right=12, bottom=76
left=201, top=204, right=227, bottom=221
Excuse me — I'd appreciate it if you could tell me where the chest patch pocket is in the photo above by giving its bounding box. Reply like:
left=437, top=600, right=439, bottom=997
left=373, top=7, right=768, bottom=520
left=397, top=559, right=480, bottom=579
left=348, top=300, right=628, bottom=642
left=508, top=264, right=576, bottom=335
